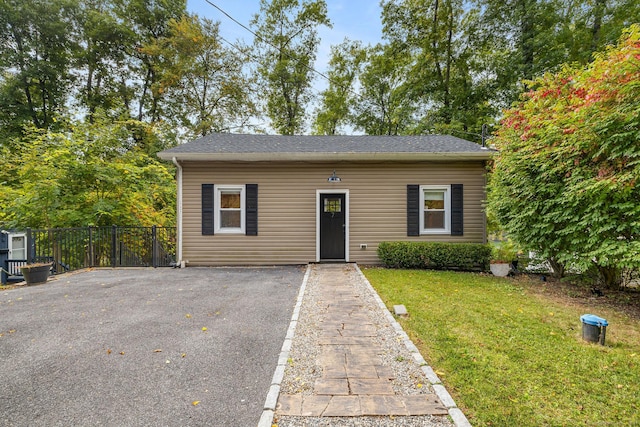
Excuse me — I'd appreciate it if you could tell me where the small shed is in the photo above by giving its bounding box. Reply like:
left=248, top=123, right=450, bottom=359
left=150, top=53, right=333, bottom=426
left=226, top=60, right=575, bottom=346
left=1, top=230, right=27, bottom=283
left=158, top=134, right=494, bottom=266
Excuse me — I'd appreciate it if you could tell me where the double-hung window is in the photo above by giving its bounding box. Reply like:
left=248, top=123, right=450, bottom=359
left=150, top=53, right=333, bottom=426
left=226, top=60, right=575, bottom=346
left=215, top=185, right=245, bottom=234
left=420, top=185, right=450, bottom=234
left=202, top=183, right=258, bottom=236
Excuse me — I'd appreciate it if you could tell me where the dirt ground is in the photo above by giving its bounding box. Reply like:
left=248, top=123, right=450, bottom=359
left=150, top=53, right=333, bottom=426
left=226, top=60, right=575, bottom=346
left=514, top=272, right=640, bottom=321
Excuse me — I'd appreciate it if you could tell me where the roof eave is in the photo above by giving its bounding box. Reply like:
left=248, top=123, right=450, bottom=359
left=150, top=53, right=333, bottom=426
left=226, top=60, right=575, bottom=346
left=158, top=151, right=495, bottom=162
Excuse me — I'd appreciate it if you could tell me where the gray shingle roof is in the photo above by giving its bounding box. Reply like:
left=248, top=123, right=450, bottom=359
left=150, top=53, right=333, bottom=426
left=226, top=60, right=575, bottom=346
left=158, top=133, right=494, bottom=161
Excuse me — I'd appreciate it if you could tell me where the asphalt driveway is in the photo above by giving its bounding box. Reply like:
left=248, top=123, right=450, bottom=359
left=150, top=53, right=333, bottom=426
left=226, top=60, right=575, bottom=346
left=0, top=266, right=305, bottom=427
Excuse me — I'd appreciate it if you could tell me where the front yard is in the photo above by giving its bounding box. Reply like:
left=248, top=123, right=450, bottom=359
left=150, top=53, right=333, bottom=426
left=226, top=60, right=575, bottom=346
left=363, top=268, right=640, bottom=426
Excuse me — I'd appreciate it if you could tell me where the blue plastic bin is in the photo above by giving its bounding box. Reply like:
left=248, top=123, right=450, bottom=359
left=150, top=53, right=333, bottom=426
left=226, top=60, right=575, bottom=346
left=580, top=314, right=608, bottom=345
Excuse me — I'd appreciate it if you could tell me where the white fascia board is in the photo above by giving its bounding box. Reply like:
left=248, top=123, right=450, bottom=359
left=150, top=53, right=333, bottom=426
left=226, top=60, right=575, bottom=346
left=158, top=151, right=495, bottom=162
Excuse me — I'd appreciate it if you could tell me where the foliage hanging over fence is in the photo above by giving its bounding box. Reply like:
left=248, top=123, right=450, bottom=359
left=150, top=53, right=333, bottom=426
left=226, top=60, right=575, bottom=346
left=0, top=119, right=176, bottom=229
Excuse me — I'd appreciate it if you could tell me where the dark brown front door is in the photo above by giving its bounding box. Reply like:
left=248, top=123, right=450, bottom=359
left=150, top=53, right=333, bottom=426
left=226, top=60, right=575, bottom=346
left=320, top=193, right=346, bottom=260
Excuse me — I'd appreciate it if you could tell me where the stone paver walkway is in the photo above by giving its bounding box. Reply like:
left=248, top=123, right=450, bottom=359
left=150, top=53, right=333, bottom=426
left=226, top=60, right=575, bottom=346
left=276, top=264, right=449, bottom=417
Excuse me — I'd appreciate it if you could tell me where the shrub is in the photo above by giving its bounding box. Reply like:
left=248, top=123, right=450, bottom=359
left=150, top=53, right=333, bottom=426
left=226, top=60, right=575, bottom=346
left=377, top=241, right=491, bottom=271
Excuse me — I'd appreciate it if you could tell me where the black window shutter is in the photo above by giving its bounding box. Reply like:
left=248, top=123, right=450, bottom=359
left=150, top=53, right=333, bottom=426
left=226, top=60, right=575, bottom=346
left=407, top=185, right=420, bottom=236
left=246, top=184, right=258, bottom=236
left=202, top=184, right=214, bottom=235
left=451, top=184, right=463, bottom=236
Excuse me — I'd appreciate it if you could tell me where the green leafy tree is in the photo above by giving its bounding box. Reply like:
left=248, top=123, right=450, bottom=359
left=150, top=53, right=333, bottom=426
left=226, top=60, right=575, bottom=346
left=312, top=39, right=365, bottom=135
left=0, top=0, right=79, bottom=134
left=352, top=0, right=495, bottom=139
left=75, top=0, right=134, bottom=123
left=474, top=0, right=640, bottom=108
left=383, top=0, right=463, bottom=123
left=473, top=0, right=565, bottom=103
left=142, top=15, right=257, bottom=139
left=556, top=0, right=640, bottom=65
left=252, top=0, right=331, bottom=135
left=0, top=118, right=176, bottom=228
left=351, top=44, right=416, bottom=135
left=489, top=25, right=640, bottom=287
left=0, top=73, right=35, bottom=139
left=113, top=0, right=187, bottom=122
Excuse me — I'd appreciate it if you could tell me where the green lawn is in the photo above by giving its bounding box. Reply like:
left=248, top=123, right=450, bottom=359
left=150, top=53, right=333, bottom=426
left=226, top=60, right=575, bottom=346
left=362, top=268, right=640, bottom=427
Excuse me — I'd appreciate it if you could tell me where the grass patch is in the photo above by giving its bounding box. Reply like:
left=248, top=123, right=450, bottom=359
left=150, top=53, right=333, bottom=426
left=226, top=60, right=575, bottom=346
left=362, top=268, right=640, bottom=426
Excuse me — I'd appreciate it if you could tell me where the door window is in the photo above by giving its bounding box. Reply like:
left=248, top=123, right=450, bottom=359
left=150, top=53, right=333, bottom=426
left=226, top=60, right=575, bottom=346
left=324, top=197, right=342, bottom=213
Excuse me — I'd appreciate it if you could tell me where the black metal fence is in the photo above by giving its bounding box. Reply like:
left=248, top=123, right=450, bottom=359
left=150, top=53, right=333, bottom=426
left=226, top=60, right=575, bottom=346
left=2, top=226, right=176, bottom=284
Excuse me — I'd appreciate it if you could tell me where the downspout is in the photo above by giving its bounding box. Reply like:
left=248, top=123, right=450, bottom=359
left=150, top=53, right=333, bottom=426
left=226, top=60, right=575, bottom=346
left=172, top=157, right=184, bottom=267
left=483, top=160, right=488, bottom=244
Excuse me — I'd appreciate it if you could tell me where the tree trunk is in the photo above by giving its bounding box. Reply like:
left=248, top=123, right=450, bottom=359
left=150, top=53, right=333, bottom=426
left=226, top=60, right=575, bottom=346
left=138, top=66, right=152, bottom=121
left=119, top=76, right=131, bottom=112
left=87, top=61, right=95, bottom=124
left=12, top=28, right=41, bottom=127
left=431, top=0, right=444, bottom=84
left=548, top=257, right=565, bottom=278
left=591, top=0, right=606, bottom=52
left=443, top=2, right=453, bottom=124
left=520, top=0, right=535, bottom=81
left=596, top=264, right=621, bottom=289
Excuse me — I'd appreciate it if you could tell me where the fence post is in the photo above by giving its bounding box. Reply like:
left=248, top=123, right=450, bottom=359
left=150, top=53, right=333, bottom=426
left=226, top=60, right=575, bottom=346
left=111, top=225, right=117, bottom=268
left=1, top=231, right=8, bottom=285
left=152, top=225, right=158, bottom=268
left=88, top=226, right=94, bottom=268
left=26, top=228, right=34, bottom=264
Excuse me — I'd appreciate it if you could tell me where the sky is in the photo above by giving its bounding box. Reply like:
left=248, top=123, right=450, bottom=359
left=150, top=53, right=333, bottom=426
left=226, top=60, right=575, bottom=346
left=186, top=0, right=384, bottom=90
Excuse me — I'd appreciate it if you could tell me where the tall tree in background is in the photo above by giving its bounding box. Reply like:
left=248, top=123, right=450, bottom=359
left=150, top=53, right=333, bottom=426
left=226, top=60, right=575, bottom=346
left=351, top=44, right=416, bottom=135
left=0, top=0, right=79, bottom=136
left=0, top=0, right=191, bottom=134
left=113, top=0, right=186, bottom=123
left=477, top=0, right=565, bottom=102
left=474, top=0, right=640, bottom=108
left=556, top=0, right=640, bottom=64
left=312, top=39, right=365, bottom=135
left=252, top=0, right=331, bottom=135
left=0, top=0, right=187, bottom=229
left=380, top=0, right=497, bottom=137
left=142, top=15, right=257, bottom=138
left=75, top=0, right=134, bottom=122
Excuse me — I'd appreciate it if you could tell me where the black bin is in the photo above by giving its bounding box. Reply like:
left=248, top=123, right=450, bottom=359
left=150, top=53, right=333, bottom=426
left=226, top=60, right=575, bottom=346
left=580, top=314, right=608, bottom=345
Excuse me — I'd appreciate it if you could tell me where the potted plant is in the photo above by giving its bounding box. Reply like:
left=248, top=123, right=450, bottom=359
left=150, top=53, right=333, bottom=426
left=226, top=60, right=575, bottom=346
left=20, top=262, right=52, bottom=285
left=490, top=242, right=518, bottom=277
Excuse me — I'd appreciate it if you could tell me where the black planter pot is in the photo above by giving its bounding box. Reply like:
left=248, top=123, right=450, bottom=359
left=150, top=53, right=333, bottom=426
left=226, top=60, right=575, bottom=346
left=21, top=264, right=51, bottom=285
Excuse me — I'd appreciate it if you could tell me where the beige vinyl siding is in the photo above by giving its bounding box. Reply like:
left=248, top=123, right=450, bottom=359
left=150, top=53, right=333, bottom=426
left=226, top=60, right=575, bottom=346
left=180, top=161, right=487, bottom=265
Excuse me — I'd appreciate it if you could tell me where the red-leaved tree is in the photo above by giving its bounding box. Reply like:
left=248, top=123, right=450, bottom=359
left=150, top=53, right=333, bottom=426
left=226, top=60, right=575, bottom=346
left=489, top=25, right=640, bottom=287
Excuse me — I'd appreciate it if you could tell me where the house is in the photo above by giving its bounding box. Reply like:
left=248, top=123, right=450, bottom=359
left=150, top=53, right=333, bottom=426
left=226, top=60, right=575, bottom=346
left=157, top=134, right=494, bottom=266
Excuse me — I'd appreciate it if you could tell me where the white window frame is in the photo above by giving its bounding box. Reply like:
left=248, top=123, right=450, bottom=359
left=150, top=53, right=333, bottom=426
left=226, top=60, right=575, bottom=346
left=214, top=185, right=245, bottom=234
left=8, top=233, right=27, bottom=275
left=420, top=185, right=451, bottom=234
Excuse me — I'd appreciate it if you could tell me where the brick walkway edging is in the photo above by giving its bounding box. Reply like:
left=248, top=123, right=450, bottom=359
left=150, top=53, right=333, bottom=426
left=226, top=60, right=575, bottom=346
left=257, top=264, right=472, bottom=427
